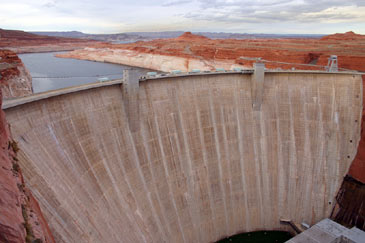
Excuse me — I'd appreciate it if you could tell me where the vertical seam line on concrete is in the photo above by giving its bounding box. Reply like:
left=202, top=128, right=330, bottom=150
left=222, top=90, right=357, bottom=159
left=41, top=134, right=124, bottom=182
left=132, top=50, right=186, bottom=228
left=69, top=120, right=107, bottom=241
left=47, top=123, right=106, bottom=240
left=168, top=80, right=200, bottom=242
left=233, top=79, right=250, bottom=232
left=258, top=92, right=272, bottom=228
left=100, top=150, right=144, bottom=243
left=23, top=131, right=76, bottom=242
left=251, top=108, right=265, bottom=227
left=312, top=74, right=326, bottom=222
left=328, top=78, right=338, bottom=209
left=195, top=101, right=219, bottom=240
left=112, top=128, right=149, bottom=243
left=301, top=77, right=314, bottom=224
left=220, top=105, right=235, bottom=232
left=288, top=75, right=299, bottom=221
left=172, top=79, right=201, bottom=242
left=208, top=85, right=230, bottom=236
left=152, top=115, right=187, bottom=243
left=139, top=115, right=178, bottom=241
left=127, top=128, right=169, bottom=242
left=274, top=75, right=285, bottom=220
left=32, top=126, right=86, bottom=240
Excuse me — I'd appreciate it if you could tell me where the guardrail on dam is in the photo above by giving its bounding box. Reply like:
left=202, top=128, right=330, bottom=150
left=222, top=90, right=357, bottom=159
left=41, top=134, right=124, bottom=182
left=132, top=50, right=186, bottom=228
left=3, top=70, right=363, bottom=242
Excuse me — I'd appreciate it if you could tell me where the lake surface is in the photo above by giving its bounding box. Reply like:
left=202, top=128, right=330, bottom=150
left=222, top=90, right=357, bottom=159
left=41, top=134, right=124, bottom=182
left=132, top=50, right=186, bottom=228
left=19, top=52, right=150, bottom=93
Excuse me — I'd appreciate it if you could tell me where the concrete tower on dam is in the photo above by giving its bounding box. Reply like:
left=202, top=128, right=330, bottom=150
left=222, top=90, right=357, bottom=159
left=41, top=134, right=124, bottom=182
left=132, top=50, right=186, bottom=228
left=2, top=69, right=363, bottom=242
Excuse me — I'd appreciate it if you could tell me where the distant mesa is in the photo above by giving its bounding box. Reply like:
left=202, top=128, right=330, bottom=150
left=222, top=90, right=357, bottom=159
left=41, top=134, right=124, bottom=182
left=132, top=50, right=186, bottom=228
left=0, top=28, right=74, bottom=41
left=176, top=31, right=210, bottom=41
left=0, top=28, right=98, bottom=54
left=320, top=31, right=365, bottom=41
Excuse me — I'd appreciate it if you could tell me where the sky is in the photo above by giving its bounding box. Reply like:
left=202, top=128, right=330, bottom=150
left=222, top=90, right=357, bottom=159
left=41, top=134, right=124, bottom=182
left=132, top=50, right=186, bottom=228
left=1, top=0, right=365, bottom=34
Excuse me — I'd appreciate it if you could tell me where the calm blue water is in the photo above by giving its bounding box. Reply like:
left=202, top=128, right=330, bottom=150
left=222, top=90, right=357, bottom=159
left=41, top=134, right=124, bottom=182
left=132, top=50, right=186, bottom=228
left=19, top=52, right=149, bottom=93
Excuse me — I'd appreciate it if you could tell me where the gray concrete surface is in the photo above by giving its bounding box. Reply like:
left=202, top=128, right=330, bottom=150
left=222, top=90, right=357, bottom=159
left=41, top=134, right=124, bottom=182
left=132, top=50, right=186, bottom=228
left=287, top=218, right=365, bottom=243
left=4, top=72, right=363, bottom=243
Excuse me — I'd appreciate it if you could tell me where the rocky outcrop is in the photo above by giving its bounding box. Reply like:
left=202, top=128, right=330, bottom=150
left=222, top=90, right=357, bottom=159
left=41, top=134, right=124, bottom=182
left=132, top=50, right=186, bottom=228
left=56, top=47, right=246, bottom=72
left=175, top=32, right=209, bottom=41
left=56, top=32, right=249, bottom=72
left=0, top=90, right=54, bottom=242
left=0, top=47, right=53, bottom=242
left=320, top=31, right=365, bottom=41
left=331, top=176, right=364, bottom=230
left=0, top=28, right=98, bottom=53
left=0, top=50, right=32, bottom=99
left=58, top=31, right=365, bottom=73
left=349, top=104, right=365, bottom=183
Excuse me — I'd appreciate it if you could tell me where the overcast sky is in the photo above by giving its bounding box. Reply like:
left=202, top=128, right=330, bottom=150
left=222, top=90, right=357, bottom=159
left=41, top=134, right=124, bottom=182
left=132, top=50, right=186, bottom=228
left=1, top=0, right=365, bottom=34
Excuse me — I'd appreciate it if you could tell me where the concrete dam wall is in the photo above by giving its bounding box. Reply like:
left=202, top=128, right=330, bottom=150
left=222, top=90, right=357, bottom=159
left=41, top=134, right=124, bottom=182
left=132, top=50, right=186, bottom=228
left=3, top=72, right=363, bottom=243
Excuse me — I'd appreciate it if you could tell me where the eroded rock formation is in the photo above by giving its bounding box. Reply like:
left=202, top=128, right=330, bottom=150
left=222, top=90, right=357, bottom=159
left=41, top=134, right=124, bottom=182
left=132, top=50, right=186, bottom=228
left=331, top=176, right=365, bottom=230
left=58, top=31, right=365, bottom=73
left=0, top=86, right=54, bottom=242
left=320, top=31, right=365, bottom=41
left=0, top=50, right=33, bottom=99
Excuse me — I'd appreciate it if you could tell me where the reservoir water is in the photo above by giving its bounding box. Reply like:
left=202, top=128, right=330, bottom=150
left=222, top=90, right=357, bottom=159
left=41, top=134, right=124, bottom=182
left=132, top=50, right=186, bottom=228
left=19, top=52, right=150, bottom=93
left=216, top=231, right=292, bottom=243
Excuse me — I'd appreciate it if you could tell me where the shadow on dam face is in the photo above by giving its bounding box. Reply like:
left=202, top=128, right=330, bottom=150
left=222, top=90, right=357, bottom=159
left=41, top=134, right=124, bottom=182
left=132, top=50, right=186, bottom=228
left=3, top=72, right=363, bottom=243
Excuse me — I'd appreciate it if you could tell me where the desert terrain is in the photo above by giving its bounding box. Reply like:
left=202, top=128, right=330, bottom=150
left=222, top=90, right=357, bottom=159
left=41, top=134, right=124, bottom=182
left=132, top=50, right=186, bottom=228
left=0, top=29, right=100, bottom=98
left=58, top=31, right=365, bottom=73
left=0, top=50, right=33, bottom=99
left=0, top=28, right=97, bottom=53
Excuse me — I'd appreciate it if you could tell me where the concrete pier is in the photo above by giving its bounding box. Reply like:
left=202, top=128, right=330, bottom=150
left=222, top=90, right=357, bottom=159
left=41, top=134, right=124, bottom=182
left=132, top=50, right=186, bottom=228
left=287, top=218, right=365, bottom=243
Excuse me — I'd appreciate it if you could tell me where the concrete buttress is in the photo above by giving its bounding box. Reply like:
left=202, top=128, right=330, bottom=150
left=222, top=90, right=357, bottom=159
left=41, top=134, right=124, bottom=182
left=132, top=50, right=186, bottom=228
left=122, top=70, right=140, bottom=132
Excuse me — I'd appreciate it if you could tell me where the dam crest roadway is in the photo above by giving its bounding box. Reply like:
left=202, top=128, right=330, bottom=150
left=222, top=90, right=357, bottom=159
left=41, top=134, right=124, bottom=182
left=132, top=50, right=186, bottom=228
left=3, top=68, right=363, bottom=243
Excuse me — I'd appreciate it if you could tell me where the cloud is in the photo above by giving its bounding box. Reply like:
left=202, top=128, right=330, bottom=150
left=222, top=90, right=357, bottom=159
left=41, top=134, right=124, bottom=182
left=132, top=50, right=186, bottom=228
left=0, top=0, right=364, bottom=33
left=162, top=0, right=193, bottom=6
left=182, top=0, right=365, bottom=23
left=43, top=0, right=57, bottom=8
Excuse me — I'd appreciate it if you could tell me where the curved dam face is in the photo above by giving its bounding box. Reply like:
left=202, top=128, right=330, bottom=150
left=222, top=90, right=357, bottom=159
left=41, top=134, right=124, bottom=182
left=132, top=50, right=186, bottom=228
left=4, top=72, right=363, bottom=243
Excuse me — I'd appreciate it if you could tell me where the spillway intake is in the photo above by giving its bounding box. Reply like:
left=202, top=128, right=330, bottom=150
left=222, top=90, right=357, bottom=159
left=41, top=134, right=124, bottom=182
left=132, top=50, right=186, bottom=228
left=4, top=72, right=362, bottom=243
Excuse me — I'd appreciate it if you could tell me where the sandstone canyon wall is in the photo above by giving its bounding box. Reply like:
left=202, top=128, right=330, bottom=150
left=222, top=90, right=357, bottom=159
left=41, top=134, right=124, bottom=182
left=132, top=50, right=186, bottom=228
left=4, top=72, right=362, bottom=242
left=56, top=47, right=246, bottom=72
left=0, top=50, right=33, bottom=99
left=58, top=31, right=365, bottom=73
left=0, top=72, right=54, bottom=242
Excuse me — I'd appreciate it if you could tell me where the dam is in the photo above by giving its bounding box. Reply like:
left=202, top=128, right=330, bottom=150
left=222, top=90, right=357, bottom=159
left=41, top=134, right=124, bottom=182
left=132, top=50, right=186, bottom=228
left=3, top=69, right=363, bottom=242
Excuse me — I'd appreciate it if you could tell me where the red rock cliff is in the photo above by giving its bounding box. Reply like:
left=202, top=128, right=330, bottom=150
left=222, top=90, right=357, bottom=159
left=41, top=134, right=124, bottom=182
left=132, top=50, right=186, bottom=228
left=321, top=31, right=365, bottom=41
left=0, top=50, right=32, bottom=99
left=349, top=94, right=365, bottom=183
left=61, top=31, right=365, bottom=72
left=0, top=59, right=54, bottom=242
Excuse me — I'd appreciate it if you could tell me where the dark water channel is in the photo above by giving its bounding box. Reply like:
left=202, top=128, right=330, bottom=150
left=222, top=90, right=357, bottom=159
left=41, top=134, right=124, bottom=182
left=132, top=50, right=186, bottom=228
left=216, top=231, right=292, bottom=243
left=19, top=51, right=150, bottom=93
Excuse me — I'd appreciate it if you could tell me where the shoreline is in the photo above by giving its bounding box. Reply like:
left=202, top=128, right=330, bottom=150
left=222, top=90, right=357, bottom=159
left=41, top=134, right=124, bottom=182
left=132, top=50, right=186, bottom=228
left=56, top=47, right=248, bottom=72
